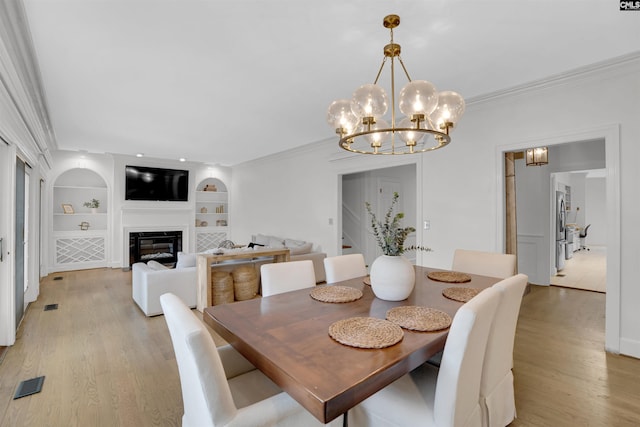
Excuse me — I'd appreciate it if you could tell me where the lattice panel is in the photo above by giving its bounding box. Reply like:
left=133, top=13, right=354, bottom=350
left=197, top=232, right=227, bottom=252
left=56, top=237, right=106, bottom=264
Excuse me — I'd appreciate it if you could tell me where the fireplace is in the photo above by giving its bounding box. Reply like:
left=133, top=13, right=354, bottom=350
left=129, top=231, right=182, bottom=266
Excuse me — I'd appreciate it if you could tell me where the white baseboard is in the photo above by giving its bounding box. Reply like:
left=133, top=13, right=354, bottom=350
left=619, top=338, right=640, bottom=360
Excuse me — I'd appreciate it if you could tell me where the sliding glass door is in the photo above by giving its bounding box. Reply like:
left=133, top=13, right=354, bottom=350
left=14, top=157, right=25, bottom=327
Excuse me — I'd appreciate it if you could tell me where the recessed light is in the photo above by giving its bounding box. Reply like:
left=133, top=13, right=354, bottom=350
left=136, top=153, right=144, bottom=157
left=179, top=158, right=186, bottom=162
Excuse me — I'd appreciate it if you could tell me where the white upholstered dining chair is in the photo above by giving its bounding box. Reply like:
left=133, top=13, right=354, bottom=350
left=160, top=293, right=341, bottom=426
left=323, top=254, right=368, bottom=283
left=260, top=260, right=317, bottom=297
left=452, top=249, right=517, bottom=279
left=429, top=250, right=519, bottom=368
left=348, top=286, right=501, bottom=427
left=480, top=273, right=528, bottom=427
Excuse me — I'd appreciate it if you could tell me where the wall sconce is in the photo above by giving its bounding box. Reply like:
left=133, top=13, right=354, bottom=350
left=525, top=147, right=548, bottom=166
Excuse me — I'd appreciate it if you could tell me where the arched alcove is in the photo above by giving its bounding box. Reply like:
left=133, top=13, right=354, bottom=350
left=195, top=177, right=229, bottom=251
left=52, top=168, right=109, bottom=271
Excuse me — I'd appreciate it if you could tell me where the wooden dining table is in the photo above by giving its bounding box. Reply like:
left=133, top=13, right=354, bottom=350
left=202, top=266, right=501, bottom=424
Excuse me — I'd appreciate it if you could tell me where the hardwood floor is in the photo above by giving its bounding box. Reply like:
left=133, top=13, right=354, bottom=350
left=1, top=269, right=639, bottom=426
left=550, top=245, right=606, bottom=293
left=0, top=269, right=185, bottom=426
left=510, top=285, right=639, bottom=426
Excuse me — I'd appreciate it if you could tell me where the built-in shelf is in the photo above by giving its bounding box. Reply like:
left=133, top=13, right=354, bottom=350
left=195, top=178, right=229, bottom=251
left=52, top=168, right=109, bottom=271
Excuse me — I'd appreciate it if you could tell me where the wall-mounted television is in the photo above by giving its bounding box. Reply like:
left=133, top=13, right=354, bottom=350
left=125, top=165, right=189, bottom=201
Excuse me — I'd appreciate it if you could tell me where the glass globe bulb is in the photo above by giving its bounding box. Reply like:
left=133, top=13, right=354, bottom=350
left=430, top=91, right=465, bottom=132
left=351, top=84, right=388, bottom=119
left=398, top=117, right=425, bottom=145
left=399, top=80, right=438, bottom=118
left=364, top=118, right=390, bottom=147
left=326, top=99, right=358, bottom=134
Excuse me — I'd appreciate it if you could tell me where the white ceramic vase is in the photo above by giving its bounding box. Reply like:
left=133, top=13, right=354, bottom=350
left=370, top=255, right=416, bottom=301
left=90, top=208, right=98, bottom=214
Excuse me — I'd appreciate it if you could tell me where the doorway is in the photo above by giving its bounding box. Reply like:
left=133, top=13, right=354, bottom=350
left=509, top=139, right=606, bottom=285
left=341, top=164, right=417, bottom=268
left=550, top=169, right=606, bottom=292
left=500, top=124, right=620, bottom=353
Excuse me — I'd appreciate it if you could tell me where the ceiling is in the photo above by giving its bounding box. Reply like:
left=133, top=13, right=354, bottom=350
left=21, top=0, right=640, bottom=166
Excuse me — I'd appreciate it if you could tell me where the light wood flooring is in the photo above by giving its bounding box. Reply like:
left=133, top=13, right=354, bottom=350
left=551, top=245, right=606, bottom=293
left=1, top=268, right=639, bottom=426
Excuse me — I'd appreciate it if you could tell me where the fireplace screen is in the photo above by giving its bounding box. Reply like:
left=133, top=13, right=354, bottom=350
left=129, top=231, right=182, bottom=266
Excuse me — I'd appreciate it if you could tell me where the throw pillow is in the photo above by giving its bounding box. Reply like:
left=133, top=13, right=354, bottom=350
left=285, top=239, right=313, bottom=255
left=176, top=252, right=197, bottom=269
left=147, top=260, right=169, bottom=270
left=255, top=234, right=285, bottom=248
left=254, top=234, right=271, bottom=246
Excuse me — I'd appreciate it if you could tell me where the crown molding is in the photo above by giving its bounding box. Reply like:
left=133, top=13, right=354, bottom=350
left=466, top=51, right=640, bottom=106
left=0, top=0, right=56, bottom=169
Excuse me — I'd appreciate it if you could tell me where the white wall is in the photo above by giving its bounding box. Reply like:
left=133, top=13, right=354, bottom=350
left=567, top=172, right=587, bottom=227
left=586, top=177, right=606, bottom=245
left=514, top=160, right=550, bottom=284
left=231, top=56, right=640, bottom=358
left=230, top=145, right=338, bottom=253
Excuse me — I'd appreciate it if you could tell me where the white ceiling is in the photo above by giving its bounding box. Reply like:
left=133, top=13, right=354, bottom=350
left=22, top=0, right=640, bottom=166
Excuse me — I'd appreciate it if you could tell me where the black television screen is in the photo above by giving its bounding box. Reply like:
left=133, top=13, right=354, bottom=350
left=125, top=165, right=189, bottom=201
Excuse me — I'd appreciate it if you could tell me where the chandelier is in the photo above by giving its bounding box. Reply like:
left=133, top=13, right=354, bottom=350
left=327, top=15, right=465, bottom=155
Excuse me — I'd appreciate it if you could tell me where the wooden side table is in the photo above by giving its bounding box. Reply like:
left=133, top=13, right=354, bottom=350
left=196, top=248, right=290, bottom=311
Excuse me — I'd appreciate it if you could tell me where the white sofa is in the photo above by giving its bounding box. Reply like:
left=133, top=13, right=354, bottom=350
left=132, top=259, right=197, bottom=316
left=251, top=234, right=326, bottom=283
left=131, top=238, right=325, bottom=316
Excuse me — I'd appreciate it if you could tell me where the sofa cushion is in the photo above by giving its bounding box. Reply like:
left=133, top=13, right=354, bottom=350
left=147, top=260, right=169, bottom=270
left=285, top=239, right=313, bottom=255
left=176, top=251, right=197, bottom=269
left=255, top=234, right=285, bottom=248
left=254, top=234, right=270, bottom=245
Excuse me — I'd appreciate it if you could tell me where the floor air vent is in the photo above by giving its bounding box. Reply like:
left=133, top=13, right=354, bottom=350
left=53, top=276, right=63, bottom=281
left=14, top=376, right=45, bottom=399
left=44, top=304, right=58, bottom=311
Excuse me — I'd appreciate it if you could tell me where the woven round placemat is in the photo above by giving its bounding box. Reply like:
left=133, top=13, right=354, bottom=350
left=363, top=276, right=371, bottom=286
left=427, top=270, right=472, bottom=283
left=386, top=306, right=452, bottom=332
left=329, top=317, right=403, bottom=349
left=442, top=287, right=481, bottom=303
left=310, top=286, right=363, bottom=303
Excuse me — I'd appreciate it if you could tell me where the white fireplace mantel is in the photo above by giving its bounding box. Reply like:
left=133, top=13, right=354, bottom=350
left=119, top=203, right=194, bottom=267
